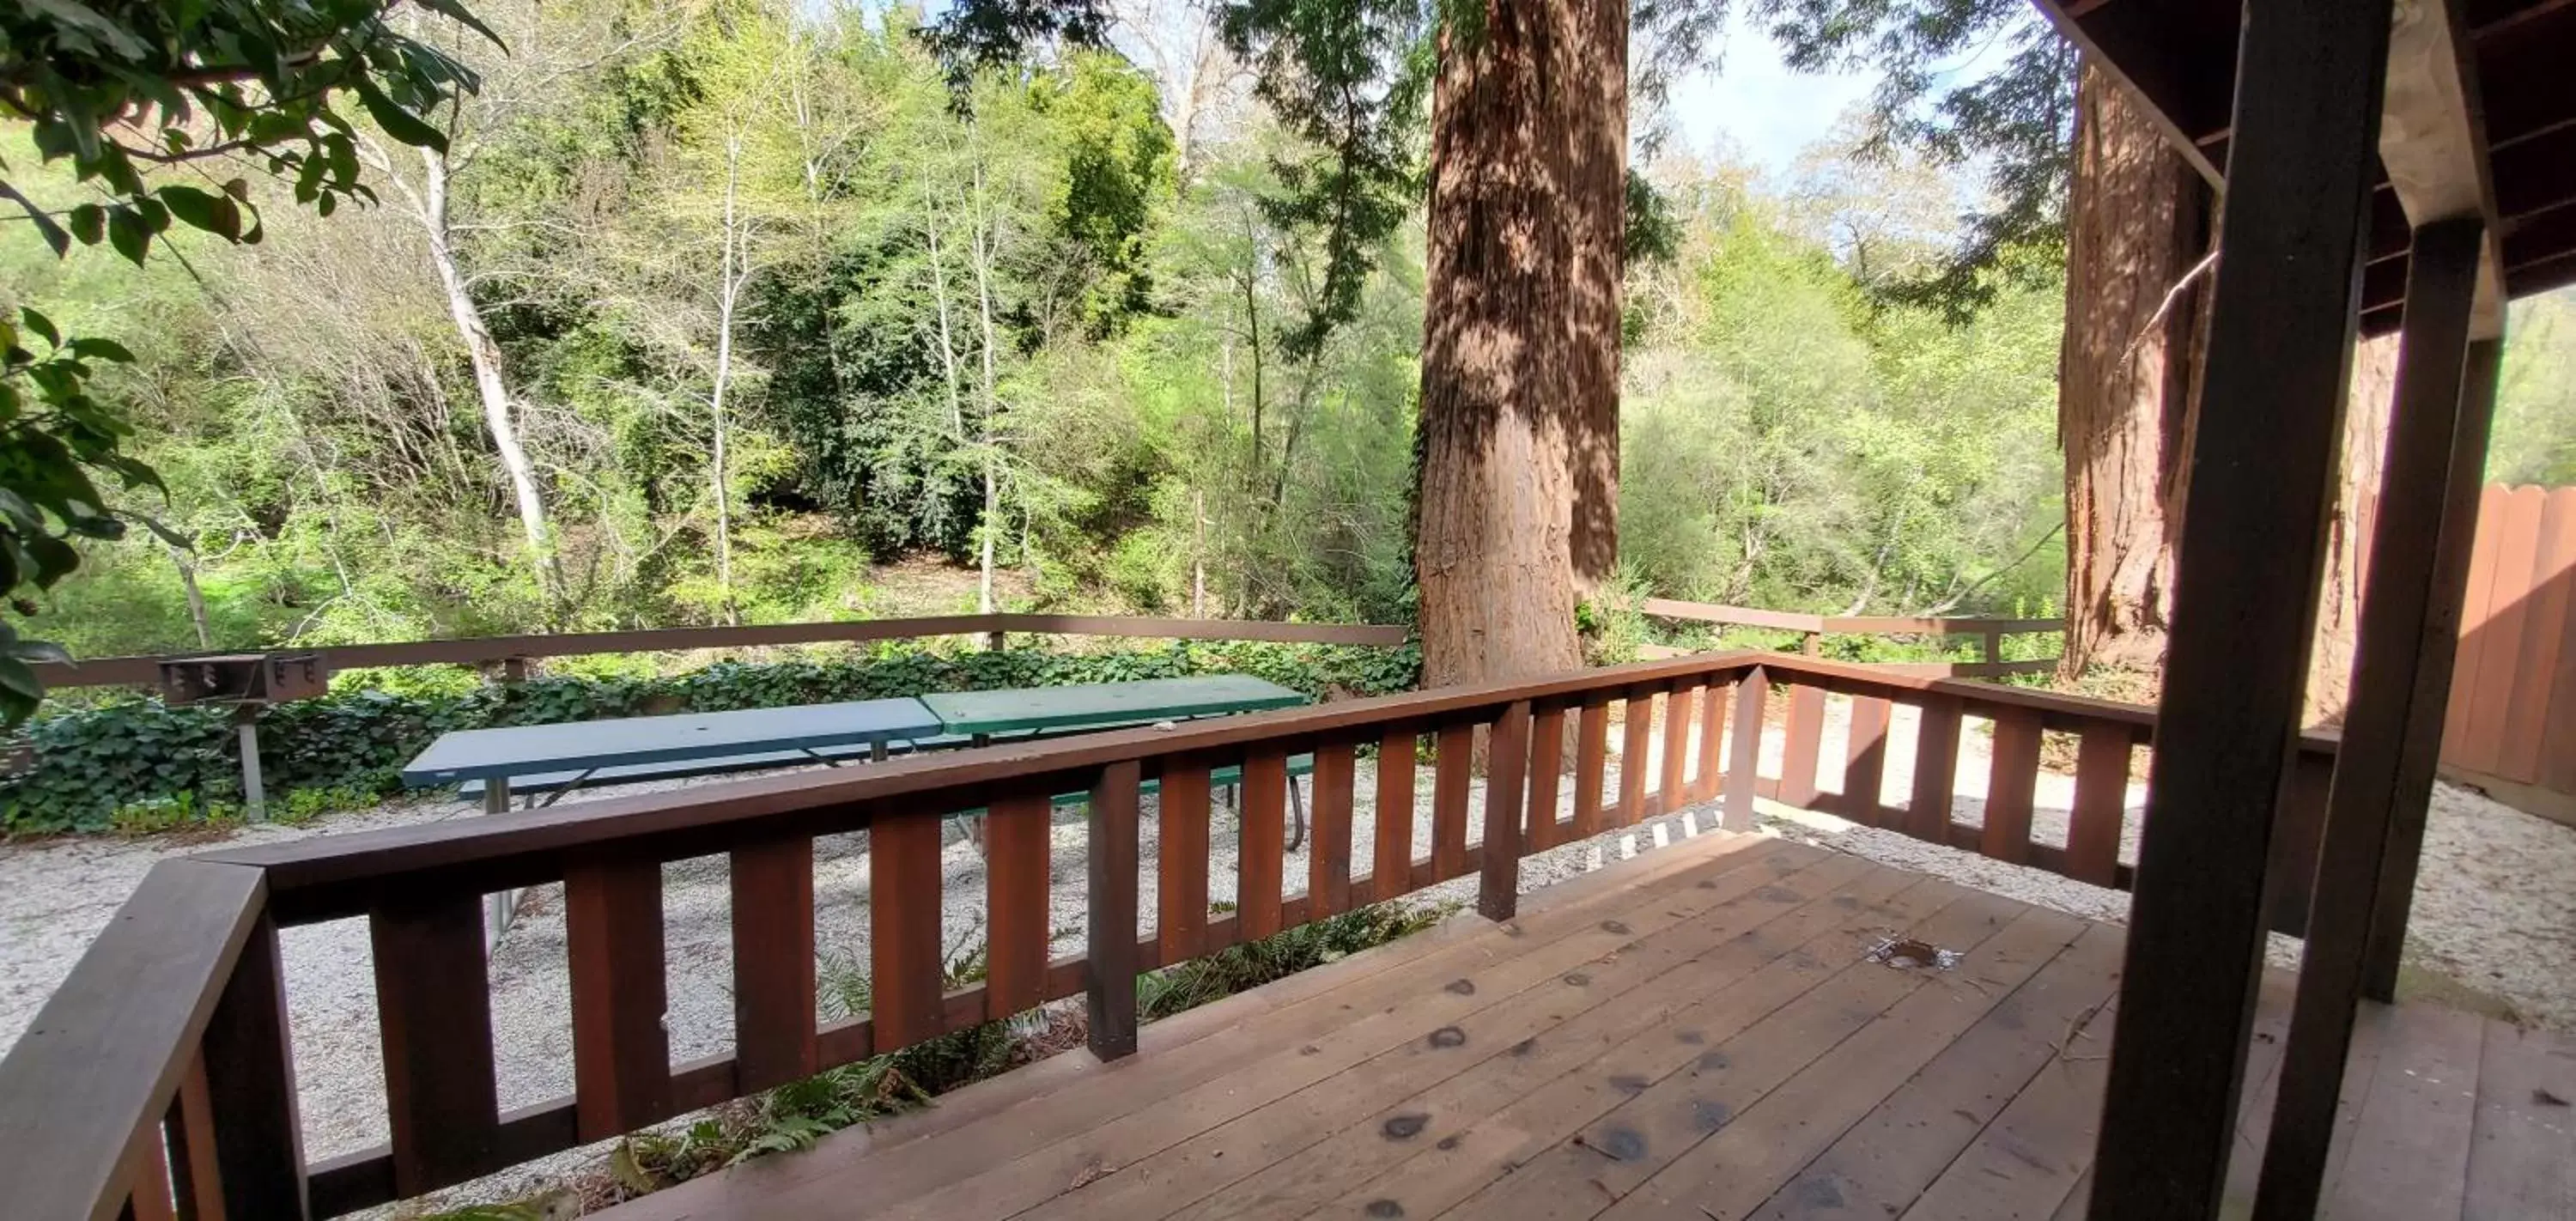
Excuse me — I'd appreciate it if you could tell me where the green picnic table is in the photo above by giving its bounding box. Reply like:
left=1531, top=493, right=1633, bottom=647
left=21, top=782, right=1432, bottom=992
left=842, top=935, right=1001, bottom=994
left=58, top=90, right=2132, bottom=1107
left=917, top=673, right=1308, bottom=738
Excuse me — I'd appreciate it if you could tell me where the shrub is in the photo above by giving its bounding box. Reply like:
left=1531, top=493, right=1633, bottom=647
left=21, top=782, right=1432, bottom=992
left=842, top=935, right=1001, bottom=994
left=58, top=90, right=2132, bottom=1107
left=0, top=638, right=1421, bottom=835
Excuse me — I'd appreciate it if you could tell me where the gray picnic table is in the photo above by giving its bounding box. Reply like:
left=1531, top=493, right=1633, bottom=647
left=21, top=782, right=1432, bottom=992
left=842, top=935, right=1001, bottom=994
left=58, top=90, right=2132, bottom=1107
left=402, top=675, right=1311, bottom=950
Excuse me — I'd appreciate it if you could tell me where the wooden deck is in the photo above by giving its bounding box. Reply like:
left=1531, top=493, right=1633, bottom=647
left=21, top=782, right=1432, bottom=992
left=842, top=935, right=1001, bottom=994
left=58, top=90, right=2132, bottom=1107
left=605, top=832, right=2573, bottom=1220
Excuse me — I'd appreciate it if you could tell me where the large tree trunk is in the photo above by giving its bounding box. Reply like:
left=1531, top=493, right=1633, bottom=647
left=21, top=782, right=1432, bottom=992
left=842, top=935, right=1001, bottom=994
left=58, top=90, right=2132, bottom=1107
left=2057, top=61, right=2211, bottom=679
left=2306, top=333, right=2401, bottom=723
left=1414, top=0, right=1626, bottom=688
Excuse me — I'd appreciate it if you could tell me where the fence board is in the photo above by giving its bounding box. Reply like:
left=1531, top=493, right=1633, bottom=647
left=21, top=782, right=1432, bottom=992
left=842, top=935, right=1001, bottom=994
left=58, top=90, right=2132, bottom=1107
left=1843, top=696, right=1892, bottom=825
left=1240, top=748, right=1289, bottom=938
left=1907, top=697, right=1963, bottom=841
left=868, top=811, right=945, bottom=1049
left=2548, top=488, right=2576, bottom=793
left=1308, top=743, right=1357, bottom=918
left=730, top=837, right=817, bottom=1090
left=1780, top=683, right=1826, bottom=807
left=2068, top=724, right=2132, bottom=887
left=1157, top=760, right=1212, bottom=962
left=1431, top=725, right=1473, bottom=878
left=1573, top=697, right=1609, bottom=837
left=1660, top=680, right=1696, bottom=810
left=371, top=894, right=500, bottom=1195
left=2443, top=485, right=2510, bottom=758
left=1373, top=731, right=1416, bottom=903
left=566, top=857, right=671, bottom=1139
left=2498, top=489, right=2576, bottom=781
left=1983, top=708, right=2043, bottom=865
left=1525, top=704, right=1566, bottom=850
left=1618, top=688, right=1654, bottom=826
left=1693, top=681, right=1730, bottom=802
left=985, top=795, right=1051, bottom=1018
left=1722, top=671, right=1767, bottom=831
left=2460, top=488, right=2541, bottom=775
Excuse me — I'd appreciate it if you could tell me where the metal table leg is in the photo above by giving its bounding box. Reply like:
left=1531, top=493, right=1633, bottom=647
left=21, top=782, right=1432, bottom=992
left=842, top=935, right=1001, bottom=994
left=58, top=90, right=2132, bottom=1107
left=483, top=776, right=515, bottom=954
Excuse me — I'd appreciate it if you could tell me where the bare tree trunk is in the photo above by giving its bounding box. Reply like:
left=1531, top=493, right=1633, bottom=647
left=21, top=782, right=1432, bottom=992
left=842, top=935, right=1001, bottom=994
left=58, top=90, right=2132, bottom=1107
left=1415, top=0, right=1626, bottom=688
left=1192, top=488, right=1208, bottom=617
left=2057, top=61, right=2211, bottom=679
left=709, top=133, right=747, bottom=626
left=168, top=545, right=212, bottom=649
left=419, top=148, right=562, bottom=613
left=967, top=141, right=1005, bottom=624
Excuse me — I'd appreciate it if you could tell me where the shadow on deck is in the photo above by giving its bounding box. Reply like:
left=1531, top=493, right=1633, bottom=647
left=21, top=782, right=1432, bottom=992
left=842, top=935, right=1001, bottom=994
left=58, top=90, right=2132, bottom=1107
left=599, top=831, right=2574, bottom=1221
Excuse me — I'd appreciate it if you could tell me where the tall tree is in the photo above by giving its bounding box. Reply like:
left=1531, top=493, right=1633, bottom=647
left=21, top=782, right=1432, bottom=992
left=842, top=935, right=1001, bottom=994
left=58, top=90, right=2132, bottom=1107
left=1413, top=0, right=1626, bottom=684
left=2056, top=61, right=2209, bottom=675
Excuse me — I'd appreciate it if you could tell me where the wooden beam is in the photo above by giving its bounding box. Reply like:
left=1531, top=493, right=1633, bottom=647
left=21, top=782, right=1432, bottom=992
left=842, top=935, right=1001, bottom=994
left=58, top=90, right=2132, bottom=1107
left=2252, top=216, right=2486, bottom=1221
left=2026, top=2, right=2227, bottom=183
left=2085, top=0, right=2394, bottom=1216
left=2361, top=337, right=2509, bottom=999
left=2378, top=0, right=2507, bottom=338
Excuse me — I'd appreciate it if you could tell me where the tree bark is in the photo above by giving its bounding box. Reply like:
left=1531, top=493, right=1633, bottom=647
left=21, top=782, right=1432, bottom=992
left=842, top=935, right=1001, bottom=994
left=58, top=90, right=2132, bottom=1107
left=2057, top=61, right=2211, bottom=679
left=2306, top=332, right=2401, bottom=723
left=420, top=147, right=562, bottom=613
left=1414, top=0, right=1626, bottom=689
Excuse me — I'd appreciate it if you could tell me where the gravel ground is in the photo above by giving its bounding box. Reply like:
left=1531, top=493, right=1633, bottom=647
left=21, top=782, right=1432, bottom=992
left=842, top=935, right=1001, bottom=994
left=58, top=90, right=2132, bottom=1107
left=3, top=695, right=2570, bottom=1215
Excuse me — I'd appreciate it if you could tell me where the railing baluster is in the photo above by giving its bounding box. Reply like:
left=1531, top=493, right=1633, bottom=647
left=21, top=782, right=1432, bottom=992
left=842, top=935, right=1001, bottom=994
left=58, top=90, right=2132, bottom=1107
left=1843, top=696, right=1893, bottom=825
left=122, top=1121, right=175, bottom=1221
left=1617, top=686, right=1654, bottom=826
left=1983, top=708, right=2043, bottom=865
left=158, top=1053, right=217, bottom=1220
left=1692, top=679, right=1730, bottom=802
left=1574, top=696, right=1609, bottom=837
left=1373, top=729, right=1416, bottom=902
left=1431, top=723, right=1473, bottom=880
left=870, top=810, right=946, bottom=1049
left=1241, top=747, right=1289, bottom=938
left=1907, top=696, right=1964, bottom=842
left=731, top=836, right=818, bottom=1090
left=1158, top=758, right=1212, bottom=962
left=199, top=911, right=304, bottom=1218
left=1722, top=668, right=1768, bottom=831
left=371, top=894, right=500, bottom=1196
left=1780, top=683, right=1826, bottom=807
left=1479, top=702, right=1534, bottom=920
left=1307, top=742, right=1357, bottom=919
left=1659, top=680, right=1696, bottom=813
left=1526, top=702, right=1566, bottom=850
left=985, top=793, right=1052, bottom=1018
left=2068, top=723, right=2132, bottom=886
left=568, top=855, right=671, bottom=1139
left=1088, top=762, right=1143, bottom=1060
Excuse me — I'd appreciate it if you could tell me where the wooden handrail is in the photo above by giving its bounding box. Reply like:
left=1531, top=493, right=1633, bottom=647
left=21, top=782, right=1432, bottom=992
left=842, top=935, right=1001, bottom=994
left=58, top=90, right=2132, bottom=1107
left=28, top=613, right=1414, bottom=690
left=0, top=646, right=2342, bottom=1221
left=1640, top=598, right=2060, bottom=637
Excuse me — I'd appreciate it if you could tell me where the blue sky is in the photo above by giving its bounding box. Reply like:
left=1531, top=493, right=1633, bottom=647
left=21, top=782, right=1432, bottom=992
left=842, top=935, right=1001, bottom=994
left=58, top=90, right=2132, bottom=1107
left=1665, top=13, right=1882, bottom=176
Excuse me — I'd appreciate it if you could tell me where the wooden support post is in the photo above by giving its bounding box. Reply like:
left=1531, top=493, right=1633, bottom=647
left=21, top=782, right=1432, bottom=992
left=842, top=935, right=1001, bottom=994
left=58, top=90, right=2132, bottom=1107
left=1478, top=702, right=1532, bottom=920
left=567, top=856, right=671, bottom=1139
left=2086, top=2, right=2393, bottom=1217
left=2361, top=337, right=2506, bottom=1001
left=2255, top=217, right=2486, bottom=1221
left=1087, top=761, right=1142, bottom=1060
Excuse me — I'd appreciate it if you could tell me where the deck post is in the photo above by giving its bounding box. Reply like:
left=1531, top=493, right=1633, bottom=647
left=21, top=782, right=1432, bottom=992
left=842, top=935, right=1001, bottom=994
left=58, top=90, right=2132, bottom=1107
left=1477, top=701, right=1532, bottom=920
left=2360, top=335, right=2505, bottom=1000
left=200, top=913, right=309, bottom=1219
left=2083, top=0, right=2393, bottom=1217
left=1086, top=760, right=1142, bottom=1060
left=2253, top=217, right=2487, bottom=1221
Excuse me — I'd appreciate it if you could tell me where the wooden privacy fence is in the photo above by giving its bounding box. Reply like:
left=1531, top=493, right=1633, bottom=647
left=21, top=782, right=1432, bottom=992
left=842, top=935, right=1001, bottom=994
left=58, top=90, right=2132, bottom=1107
left=0, top=650, right=2338, bottom=1220
left=1638, top=598, right=2063, bottom=679
left=2441, top=484, right=2576, bottom=819
left=26, top=613, right=1414, bottom=692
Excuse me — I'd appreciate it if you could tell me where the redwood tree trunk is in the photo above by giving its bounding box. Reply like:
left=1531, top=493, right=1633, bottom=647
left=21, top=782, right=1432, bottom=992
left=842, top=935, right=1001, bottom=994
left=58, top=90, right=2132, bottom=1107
left=2306, top=332, right=2401, bottom=723
left=2057, top=60, right=2212, bottom=679
left=1415, top=0, right=1626, bottom=688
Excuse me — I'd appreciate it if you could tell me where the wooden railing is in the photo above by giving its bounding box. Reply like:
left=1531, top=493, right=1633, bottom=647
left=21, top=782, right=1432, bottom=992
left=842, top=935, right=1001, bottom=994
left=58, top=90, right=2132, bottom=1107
left=29, top=612, right=1413, bottom=691
left=1640, top=598, right=2063, bottom=678
left=0, top=650, right=2335, bottom=1220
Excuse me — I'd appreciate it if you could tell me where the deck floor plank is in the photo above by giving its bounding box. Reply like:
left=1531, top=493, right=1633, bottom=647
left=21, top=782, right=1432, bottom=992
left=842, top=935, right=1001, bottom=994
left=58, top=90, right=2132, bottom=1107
left=1744, top=922, right=2128, bottom=1221
left=2319, top=999, right=2487, bottom=1221
left=2461, top=1020, right=2576, bottom=1221
left=592, top=829, right=2549, bottom=1221
left=1047, top=854, right=1895, bottom=1221
left=1582, top=906, right=2087, bottom=1221
left=1191, top=870, right=1954, bottom=1221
